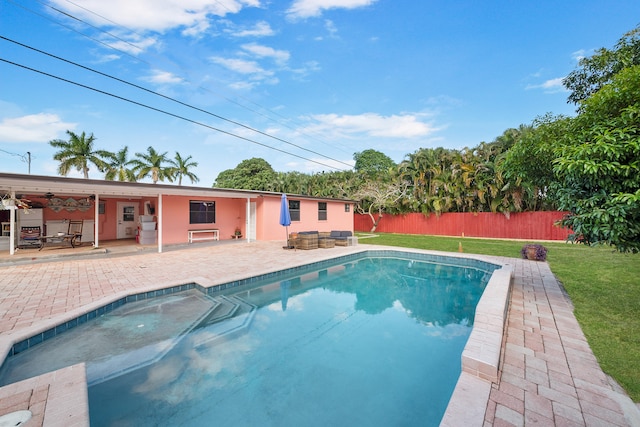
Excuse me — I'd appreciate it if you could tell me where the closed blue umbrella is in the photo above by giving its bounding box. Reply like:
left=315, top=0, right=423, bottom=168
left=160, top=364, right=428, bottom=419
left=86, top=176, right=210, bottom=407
left=280, top=280, right=291, bottom=311
left=279, top=193, right=292, bottom=248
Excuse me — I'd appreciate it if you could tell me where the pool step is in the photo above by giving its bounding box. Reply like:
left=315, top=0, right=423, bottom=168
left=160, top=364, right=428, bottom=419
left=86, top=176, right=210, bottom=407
left=197, top=296, right=241, bottom=327
left=191, top=296, right=256, bottom=348
left=86, top=295, right=256, bottom=385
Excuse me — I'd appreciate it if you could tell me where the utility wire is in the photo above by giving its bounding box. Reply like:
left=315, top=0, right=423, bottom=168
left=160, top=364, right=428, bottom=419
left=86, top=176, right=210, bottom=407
left=0, top=149, right=31, bottom=173
left=0, top=36, right=353, bottom=169
left=5, top=0, right=149, bottom=65
left=0, top=57, right=346, bottom=171
left=16, top=0, right=353, bottom=157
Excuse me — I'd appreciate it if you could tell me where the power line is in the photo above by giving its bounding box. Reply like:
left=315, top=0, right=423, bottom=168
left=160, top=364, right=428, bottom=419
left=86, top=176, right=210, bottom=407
left=19, top=0, right=354, bottom=158
left=5, top=0, right=150, bottom=65
left=0, top=57, right=347, bottom=171
left=0, top=35, right=353, bottom=169
left=0, top=149, right=31, bottom=173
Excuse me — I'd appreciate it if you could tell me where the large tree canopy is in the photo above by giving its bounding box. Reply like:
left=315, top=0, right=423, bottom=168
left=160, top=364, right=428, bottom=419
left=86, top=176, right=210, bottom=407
left=353, top=149, right=396, bottom=178
left=170, top=152, right=199, bottom=186
left=130, top=146, right=174, bottom=184
left=213, top=158, right=276, bottom=190
left=103, top=146, right=137, bottom=182
left=563, top=25, right=640, bottom=105
left=501, top=115, right=570, bottom=211
left=49, top=130, right=110, bottom=179
left=555, top=65, right=640, bottom=252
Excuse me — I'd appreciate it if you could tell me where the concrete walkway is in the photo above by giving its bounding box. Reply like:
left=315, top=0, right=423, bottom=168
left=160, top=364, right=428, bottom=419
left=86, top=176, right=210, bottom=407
left=0, top=241, right=638, bottom=426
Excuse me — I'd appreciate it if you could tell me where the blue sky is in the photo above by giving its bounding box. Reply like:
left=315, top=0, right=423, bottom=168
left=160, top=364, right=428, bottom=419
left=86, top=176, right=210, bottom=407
left=1, top=0, right=639, bottom=186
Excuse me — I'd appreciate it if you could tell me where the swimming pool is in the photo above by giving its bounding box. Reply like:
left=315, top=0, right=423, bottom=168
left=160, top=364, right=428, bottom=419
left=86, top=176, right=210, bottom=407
left=0, top=252, right=498, bottom=426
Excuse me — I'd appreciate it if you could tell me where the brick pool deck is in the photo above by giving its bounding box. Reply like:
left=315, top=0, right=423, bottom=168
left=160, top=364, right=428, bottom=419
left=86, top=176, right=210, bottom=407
left=0, top=240, right=638, bottom=426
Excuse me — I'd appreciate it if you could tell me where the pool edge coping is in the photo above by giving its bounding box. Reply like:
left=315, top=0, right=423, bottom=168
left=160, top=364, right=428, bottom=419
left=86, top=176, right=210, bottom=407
left=0, top=247, right=511, bottom=426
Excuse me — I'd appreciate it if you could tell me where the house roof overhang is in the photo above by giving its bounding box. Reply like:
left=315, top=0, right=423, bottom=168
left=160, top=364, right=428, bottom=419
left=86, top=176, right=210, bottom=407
left=0, top=173, right=263, bottom=199
left=0, top=173, right=357, bottom=203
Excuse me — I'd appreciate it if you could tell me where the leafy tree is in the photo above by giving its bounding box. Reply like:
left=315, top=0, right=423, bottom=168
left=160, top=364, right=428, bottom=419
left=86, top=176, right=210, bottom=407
left=352, top=179, right=408, bottom=232
left=564, top=25, right=640, bottom=105
left=131, top=146, right=174, bottom=184
left=501, top=116, right=569, bottom=210
left=170, top=152, right=199, bottom=185
left=213, top=158, right=276, bottom=190
left=554, top=65, right=640, bottom=252
left=49, top=130, right=111, bottom=179
left=396, top=147, right=453, bottom=214
left=353, top=149, right=396, bottom=178
left=103, top=146, right=137, bottom=182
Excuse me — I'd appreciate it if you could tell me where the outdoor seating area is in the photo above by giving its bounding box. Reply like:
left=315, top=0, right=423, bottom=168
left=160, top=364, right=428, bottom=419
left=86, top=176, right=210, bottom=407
left=287, top=231, right=356, bottom=250
left=38, top=220, right=83, bottom=251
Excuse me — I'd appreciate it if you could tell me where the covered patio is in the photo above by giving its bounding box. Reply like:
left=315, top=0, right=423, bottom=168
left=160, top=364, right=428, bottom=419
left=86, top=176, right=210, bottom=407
left=0, top=172, right=356, bottom=257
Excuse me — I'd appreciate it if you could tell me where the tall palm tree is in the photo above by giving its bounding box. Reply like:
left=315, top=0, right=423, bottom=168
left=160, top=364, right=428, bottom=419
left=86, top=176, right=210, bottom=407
left=131, top=146, right=174, bottom=184
left=49, top=130, right=110, bottom=178
left=169, top=152, right=199, bottom=185
left=104, top=147, right=137, bottom=182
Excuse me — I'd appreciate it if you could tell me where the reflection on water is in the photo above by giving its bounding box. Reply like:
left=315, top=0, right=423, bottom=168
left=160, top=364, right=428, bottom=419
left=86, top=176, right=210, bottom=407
left=88, top=256, right=493, bottom=426
left=0, top=255, right=495, bottom=426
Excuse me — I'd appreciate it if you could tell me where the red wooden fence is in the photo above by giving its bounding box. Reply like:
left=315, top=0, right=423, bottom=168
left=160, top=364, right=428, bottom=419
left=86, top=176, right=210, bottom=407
left=354, top=211, right=571, bottom=241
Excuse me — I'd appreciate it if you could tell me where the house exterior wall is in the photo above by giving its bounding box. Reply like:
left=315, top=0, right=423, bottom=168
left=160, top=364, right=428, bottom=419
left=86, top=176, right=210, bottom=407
left=22, top=196, right=144, bottom=241
left=159, top=196, right=248, bottom=244
left=257, top=195, right=354, bottom=241
left=10, top=193, right=353, bottom=247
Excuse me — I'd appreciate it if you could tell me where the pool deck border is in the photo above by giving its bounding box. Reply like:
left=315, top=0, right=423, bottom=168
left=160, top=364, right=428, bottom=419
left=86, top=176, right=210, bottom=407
left=0, top=241, right=638, bottom=426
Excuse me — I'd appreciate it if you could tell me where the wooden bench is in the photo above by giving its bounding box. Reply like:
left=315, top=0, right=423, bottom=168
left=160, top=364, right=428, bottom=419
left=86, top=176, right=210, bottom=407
left=188, top=229, right=219, bottom=243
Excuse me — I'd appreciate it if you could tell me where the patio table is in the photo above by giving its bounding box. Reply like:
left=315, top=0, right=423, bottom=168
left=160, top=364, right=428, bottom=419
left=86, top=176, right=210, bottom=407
left=39, top=234, right=80, bottom=251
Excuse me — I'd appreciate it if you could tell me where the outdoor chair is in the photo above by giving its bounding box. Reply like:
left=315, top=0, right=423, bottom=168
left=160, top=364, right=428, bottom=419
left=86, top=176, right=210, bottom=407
left=19, top=226, right=41, bottom=248
left=68, top=220, right=83, bottom=245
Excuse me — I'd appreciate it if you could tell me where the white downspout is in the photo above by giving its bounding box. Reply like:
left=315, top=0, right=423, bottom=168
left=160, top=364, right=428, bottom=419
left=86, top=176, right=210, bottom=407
left=158, top=194, right=163, bottom=253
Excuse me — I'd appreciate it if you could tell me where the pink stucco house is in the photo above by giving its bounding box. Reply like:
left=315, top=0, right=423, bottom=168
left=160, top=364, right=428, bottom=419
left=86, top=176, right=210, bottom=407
left=0, top=173, right=355, bottom=255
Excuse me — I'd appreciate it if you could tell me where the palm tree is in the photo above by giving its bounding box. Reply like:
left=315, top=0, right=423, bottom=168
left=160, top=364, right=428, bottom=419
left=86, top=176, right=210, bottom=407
left=49, top=130, right=111, bottom=178
left=131, top=146, right=174, bottom=184
left=104, top=147, right=137, bottom=182
left=169, top=152, right=199, bottom=185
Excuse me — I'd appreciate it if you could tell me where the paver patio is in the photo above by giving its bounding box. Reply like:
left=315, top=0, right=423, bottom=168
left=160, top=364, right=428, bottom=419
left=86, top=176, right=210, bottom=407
left=0, top=241, right=638, bottom=426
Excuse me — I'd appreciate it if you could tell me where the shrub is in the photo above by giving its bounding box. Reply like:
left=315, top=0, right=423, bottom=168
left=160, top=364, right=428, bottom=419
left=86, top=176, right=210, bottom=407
left=521, top=244, right=548, bottom=261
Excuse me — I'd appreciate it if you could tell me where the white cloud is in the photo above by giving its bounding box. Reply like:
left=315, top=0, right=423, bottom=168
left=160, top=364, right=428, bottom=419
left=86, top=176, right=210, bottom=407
left=49, top=0, right=260, bottom=34
left=572, top=49, right=587, bottom=63
left=210, top=56, right=279, bottom=88
left=324, top=19, right=338, bottom=38
left=526, top=77, right=568, bottom=93
left=95, top=53, right=122, bottom=63
left=210, top=56, right=268, bottom=75
left=144, top=70, right=184, bottom=84
left=100, top=32, right=158, bottom=56
left=241, top=43, right=290, bottom=65
left=229, top=21, right=275, bottom=37
left=287, top=0, right=377, bottom=19
left=0, top=114, right=76, bottom=143
left=306, top=112, right=437, bottom=138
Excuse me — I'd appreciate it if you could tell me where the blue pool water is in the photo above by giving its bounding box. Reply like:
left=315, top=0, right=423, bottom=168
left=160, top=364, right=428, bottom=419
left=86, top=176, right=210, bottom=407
left=0, top=254, right=496, bottom=426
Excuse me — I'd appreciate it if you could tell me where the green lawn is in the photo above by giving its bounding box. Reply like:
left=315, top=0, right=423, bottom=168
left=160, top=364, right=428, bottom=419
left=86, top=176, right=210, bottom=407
left=358, top=232, right=640, bottom=402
